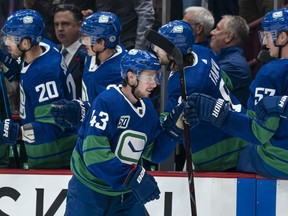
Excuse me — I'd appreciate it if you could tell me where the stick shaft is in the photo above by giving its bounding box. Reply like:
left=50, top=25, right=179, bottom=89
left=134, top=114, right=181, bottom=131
left=145, top=29, right=197, bottom=215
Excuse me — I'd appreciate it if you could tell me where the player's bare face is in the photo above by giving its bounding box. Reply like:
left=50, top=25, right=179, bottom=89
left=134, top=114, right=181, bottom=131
left=153, top=46, right=169, bottom=65
left=134, top=70, right=157, bottom=98
left=262, top=32, right=278, bottom=58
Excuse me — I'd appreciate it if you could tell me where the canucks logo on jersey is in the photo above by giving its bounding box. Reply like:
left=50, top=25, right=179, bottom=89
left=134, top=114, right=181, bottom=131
left=115, top=130, right=147, bottom=165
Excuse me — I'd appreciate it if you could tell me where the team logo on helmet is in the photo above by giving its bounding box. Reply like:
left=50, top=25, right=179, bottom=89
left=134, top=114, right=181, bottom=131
left=99, top=15, right=109, bottom=24
left=172, top=25, right=184, bottom=34
left=272, top=11, right=283, bottom=19
left=23, top=16, right=33, bottom=24
left=36, top=36, right=42, bottom=43
left=109, top=36, right=116, bottom=43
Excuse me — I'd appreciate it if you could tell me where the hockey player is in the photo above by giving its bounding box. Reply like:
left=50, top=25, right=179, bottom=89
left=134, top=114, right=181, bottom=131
left=80, top=11, right=126, bottom=102
left=151, top=20, right=247, bottom=171
left=0, top=9, right=77, bottom=169
left=64, top=49, right=186, bottom=215
left=186, top=8, right=288, bottom=178
left=50, top=11, right=126, bottom=128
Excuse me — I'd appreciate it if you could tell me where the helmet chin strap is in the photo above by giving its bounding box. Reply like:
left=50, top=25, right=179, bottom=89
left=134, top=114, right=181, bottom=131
left=274, top=37, right=288, bottom=59
left=128, top=79, right=141, bottom=102
left=17, top=38, right=33, bottom=58
left=91, top=41, right=107, bottom=65
left=17, top=44, right=31, bottom=63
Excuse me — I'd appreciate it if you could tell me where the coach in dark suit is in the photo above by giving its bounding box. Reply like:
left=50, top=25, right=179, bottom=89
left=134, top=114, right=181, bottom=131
left=54, top=4, right=87, bottom=99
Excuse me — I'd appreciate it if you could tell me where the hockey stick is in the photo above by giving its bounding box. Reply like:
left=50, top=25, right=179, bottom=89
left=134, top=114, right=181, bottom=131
left=145, top=29, right=197, bottom=216
left=0, top=70, right=20, bottom=168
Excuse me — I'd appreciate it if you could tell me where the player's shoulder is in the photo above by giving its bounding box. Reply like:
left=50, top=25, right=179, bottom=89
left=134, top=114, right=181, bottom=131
left=258, top=58, right=288, bottom=77
left=191, top=45, right=218, bottom=68
left=93, top=87, right=120, bottom=105
left=193, top=45, right=212, bottom=55
left=39, top=40, right=62, bottom=61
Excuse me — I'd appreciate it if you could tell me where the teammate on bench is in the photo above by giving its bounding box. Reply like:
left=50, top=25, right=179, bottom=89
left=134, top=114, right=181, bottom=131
left=0, top=9, right=77, bottom=169
left=150, top=20, right=247, bottom=172
left=185, top=8, right=288, bottom=178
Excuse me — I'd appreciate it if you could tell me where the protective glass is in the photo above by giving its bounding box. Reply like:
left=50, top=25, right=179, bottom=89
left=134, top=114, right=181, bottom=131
left=138, top=71, right=162, bottom=84
left=258, top=30, right=276, bottom=46
left=0, top=32, right=20, bottom=46
left=79, top=33, right=97, bottom=46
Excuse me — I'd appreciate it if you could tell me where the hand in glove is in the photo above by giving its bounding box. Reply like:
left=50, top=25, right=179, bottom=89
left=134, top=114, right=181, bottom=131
left=256, top=96, right=288, bottom=122
left=186, top=93, right=230, bottom=127
left=0, top=119, right=20, bottom=146
left=0, top=50, right=21, bottom=80
left=123, top=165, right=160, bottom=204
left=51, top=99, right=90, bottom=128
left=161, top=101, right=187, bottom=139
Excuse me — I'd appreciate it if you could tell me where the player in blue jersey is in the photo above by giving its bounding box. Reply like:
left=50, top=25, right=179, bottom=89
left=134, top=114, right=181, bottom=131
left=0, top=9, right=78, bottom=168
left=50, top=11, right=126, bottom=129
left=64, top=49, right=186, bottom=215
left=186, top=8, right=288, bottom=178
left=150, top=20, right=247, bottom=171
left=80, top=11, right=126, bottom=102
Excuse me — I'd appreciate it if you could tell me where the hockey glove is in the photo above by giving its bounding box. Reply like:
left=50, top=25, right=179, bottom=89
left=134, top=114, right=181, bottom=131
left=256, top=96, right=288, bottom=122
left=0, top=49, right=21, bottom=80
left=183, top=101, right=200, bottom=128
left=51, top=99, right=90, bottom=128
left=0, top=119, right=20, bottom=146
left=123, top=165, right=160, bottom=204
left=161, top=101, right=187, bottom=139
left=187, top=93, right=230, bottom=128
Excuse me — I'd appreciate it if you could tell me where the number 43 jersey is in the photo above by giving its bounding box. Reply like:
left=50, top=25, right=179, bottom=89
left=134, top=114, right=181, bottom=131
left=71, top=87, right=173, bottom=196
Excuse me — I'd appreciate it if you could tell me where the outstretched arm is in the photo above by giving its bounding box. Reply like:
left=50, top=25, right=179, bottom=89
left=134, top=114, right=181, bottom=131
left=51, top=99, right=91, bottom=128
left=185, top=93, right=271, bottom=145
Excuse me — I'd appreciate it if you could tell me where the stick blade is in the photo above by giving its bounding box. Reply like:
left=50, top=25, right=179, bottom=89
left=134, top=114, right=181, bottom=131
left=145, top=29, right=183, bottom=67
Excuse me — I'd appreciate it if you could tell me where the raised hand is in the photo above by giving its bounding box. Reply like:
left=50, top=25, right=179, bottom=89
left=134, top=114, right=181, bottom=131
left=161, top=101, right=187, bottom=139
left=0, top=49, right=21, bottom=80
left=51, top=99, right=90, bottom=128
left=186, top=93, right=230, bottom=127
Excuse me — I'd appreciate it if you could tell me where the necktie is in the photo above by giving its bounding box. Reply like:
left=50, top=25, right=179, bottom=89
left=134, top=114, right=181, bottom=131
left=62, top=48, right=68, bottom=58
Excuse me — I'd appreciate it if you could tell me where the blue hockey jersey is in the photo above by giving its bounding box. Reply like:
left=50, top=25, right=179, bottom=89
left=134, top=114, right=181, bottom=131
left=220, top=58, right=288, bottom=178
left=19, top=41, right=78, bottom=168
left=81, top=45, right=126, bottom=103
left=71, top=87, right=177, bottom=195
left=165, top=45, right=247, bottom=171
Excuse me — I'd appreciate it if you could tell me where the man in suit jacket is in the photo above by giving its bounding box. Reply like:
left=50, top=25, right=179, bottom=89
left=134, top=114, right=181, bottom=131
left=24, top=0, right=94, bottom=43
left=54, top=3, right=87, bottom=99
